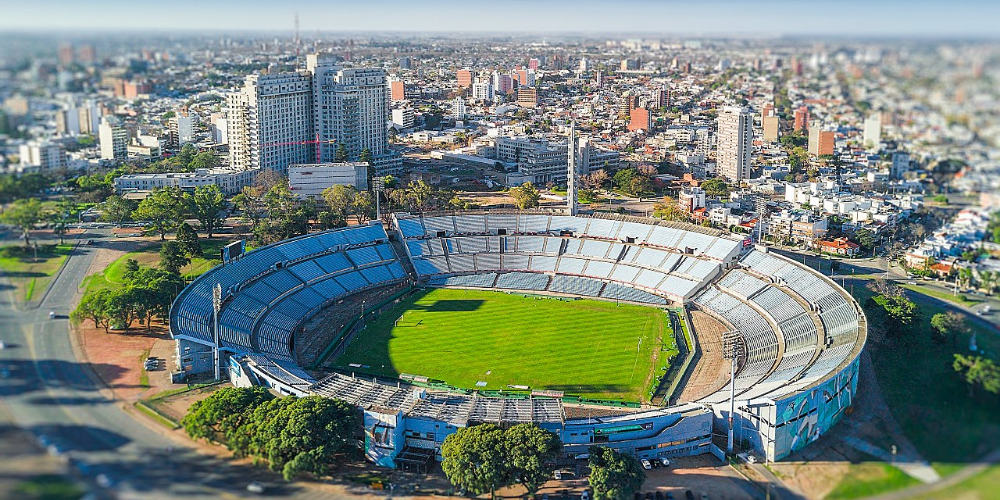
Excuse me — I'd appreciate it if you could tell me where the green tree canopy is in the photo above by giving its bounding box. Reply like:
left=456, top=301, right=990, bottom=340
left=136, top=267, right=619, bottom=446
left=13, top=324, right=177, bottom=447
left=159, top=240, right=190, bottom=274
left=182, top=386, right=274, bottom=445
left=701, top=178, right=730, bottom=198
left=190, top=184, right=226, bottom=238
left=930, top=311, right=968, bottom=344
left=99, top=195, right=136, bottom=227
left=175, top=222, right=203, bottom=257
left=505, top=424, right=562, bottom=497
left=509, top=182, right=541, bottom=210
left=1, top=198, right=44, bottom=246
left=588, top=446, right=645, bottom=500
left=133, top=187, right=187, bottom=240
left=953, top=354, right=1000, bottom=397
left=441, top=423, right=509, bottom=500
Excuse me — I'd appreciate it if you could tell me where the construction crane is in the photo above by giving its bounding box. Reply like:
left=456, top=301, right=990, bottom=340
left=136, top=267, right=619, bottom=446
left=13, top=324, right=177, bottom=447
left=258, top=135, right=337, bottom=163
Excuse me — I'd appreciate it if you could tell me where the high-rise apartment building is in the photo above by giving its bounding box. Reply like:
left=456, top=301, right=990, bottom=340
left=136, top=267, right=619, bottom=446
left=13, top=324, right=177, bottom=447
left=516, top=87, right=537, bottom=108
left=762, top=115, right=780, bottom=142
left=99, top=117, right=128, bottom=162
left=716, top=106, right=753, bottom=183
left=169, top=111, right=195, bottom=149
left=226, top=53, right=399, bottom=177
left=793, top=106, right=810, bottom=133
left=456, top=69, right=473, bottom=88
left=808, top=127, right=836, bottom=156
left=628, top=107, right=652, bottom=132
left=389, top=79, right=406, bottom=101
left=863, top=114, right=881, bottom=151
left=19, top=141, right=67, bottom=171
left=226, top=71, right=314, bottom=174
left=472, top=81, right=493, bottom=102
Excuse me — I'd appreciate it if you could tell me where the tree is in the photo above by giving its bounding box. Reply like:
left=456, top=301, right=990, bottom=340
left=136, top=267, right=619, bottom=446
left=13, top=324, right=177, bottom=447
left=49, top=198, right=76, bottom=245
left=583, top=169, right=609, bottom=190
left=701, top=178, right=730, bottom=198
left=334, top=143, right=349, bottom=162
left=505, top=424, right=561, bottom=497
left=71, top=288, right=112, bottom=332
left=353, top=190, right=375, bottom=224
left=159, top=240, right=190, bottom=274
left=175, top=222, right=203, bottom=257
left=133, top=187, right=187, bottom=240
left=190, top=185, right=227, bottom=238
left=100, top=195, right=135, bottom=227
left=322, top=185, right=357, bottom=221
left=441, top=424, right=509, bottom=500
left=588, top=446, right=645, bottom=500
left=653, top=196, right=688, bottom=222
left=931, top=311, right=968, bottom=344
left=245, top=396, right=359, bottom=481
left=359, top=148, right=373, bottom=165
left=509, top=182, right=541, bottom=210
left=854, top=228, right=876, bottom=250
left=1, top=198, right=44, bottom=246
left=183, top=386, right=274, bottom=446
left=953, top=354, right=1000, bottom=397
left=189, top=152, right=222, bottom=171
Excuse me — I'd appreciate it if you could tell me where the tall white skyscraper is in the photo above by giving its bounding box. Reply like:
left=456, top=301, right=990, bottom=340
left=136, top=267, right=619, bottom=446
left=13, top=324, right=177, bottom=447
left=226, top=53, right=399, bottom=176
left=716, top=106, right=753, bottom=183
left=863, top=113, right=882, bottom=151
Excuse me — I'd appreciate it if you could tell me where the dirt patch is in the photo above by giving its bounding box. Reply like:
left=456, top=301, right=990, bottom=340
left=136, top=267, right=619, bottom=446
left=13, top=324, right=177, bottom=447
left=675, top=310, right=731, bottom=402
left=642, top=454, right=761, bottom=500
left=77, top=320, right=174, bottom=401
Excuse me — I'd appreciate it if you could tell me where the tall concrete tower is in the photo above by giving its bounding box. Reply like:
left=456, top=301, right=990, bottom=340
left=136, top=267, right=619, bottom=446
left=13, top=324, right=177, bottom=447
left=567, top=122, right=579, bottom=216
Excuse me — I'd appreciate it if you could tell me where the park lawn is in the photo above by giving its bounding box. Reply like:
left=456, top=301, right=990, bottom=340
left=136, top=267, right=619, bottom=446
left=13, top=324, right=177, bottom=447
left=80, top=237, right=237, bottom=295
left=331, top=288, right=673, bottom=402
left=824, top=462, right=921, bottom=500
left=0, top=244, right=73, bottom=303
left=909, top=464, right=1000, bottom=500
left=854, top=284, right=1000, bottom=463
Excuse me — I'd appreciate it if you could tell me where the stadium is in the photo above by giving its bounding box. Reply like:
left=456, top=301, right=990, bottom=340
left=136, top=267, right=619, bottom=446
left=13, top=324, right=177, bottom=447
left=170, top=211, right=866, bottom=470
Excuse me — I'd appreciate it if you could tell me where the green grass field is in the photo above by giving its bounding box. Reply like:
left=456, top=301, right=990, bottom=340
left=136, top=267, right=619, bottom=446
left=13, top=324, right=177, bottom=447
left=0, top=244, right=73, bottom=304
left=331, top=288, right=676, bottom=402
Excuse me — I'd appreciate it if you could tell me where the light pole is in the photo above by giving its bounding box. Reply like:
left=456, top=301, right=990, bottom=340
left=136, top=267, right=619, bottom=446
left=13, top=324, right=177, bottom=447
left=722, top=330, right=745, bottom=458
left=374, top=177, right=385, bottom=222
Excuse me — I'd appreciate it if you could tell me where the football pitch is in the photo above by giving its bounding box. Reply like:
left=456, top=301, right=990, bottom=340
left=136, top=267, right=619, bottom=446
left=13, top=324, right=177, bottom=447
left=330, top=287, right=677, bottom=402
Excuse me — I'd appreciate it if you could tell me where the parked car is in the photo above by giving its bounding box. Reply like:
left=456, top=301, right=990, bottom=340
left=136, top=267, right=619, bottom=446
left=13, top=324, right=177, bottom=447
left=246, top=481, right=266, bottom=494
left=641, top=459, right=652, bottom=470
left=660, top=457, right=671, bottom=467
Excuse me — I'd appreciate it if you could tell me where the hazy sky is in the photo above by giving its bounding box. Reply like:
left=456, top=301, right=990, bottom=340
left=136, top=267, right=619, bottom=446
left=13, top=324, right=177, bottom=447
left=1, top=0, right=998, bottom=37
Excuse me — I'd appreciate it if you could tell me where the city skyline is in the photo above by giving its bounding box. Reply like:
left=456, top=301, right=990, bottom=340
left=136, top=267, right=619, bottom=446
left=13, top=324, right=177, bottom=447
left=1, top=0, right=999, bottom=37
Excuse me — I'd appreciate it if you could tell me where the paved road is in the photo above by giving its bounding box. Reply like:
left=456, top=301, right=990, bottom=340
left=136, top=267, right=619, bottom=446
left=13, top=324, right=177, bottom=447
left=0, top=234, right=343, bottom=500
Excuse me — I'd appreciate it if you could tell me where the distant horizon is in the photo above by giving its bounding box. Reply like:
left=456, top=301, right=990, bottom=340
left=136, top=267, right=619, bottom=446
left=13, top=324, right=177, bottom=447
left=1, top=0, right=998, bottom=38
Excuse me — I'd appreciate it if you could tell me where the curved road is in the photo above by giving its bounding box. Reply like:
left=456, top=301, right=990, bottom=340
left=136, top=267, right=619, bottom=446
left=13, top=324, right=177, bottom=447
left=0, top=235, right=340, bottom=500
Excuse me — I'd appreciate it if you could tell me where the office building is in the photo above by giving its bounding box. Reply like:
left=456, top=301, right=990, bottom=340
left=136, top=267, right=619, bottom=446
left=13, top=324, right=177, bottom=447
left=288, top=162, right=369, bottom=198
left=99, top=117, right=128, bottom=161
left=114, top=168, right=257, bottom=195
left=808, top=127, right=835, bottom=156
left=494, top=136, right=619, bottom=185
left=716, top=106, right=753, bottom=182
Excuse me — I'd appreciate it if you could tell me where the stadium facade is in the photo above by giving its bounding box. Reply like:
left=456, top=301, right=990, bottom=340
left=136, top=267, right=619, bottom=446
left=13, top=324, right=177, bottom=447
left=170, top=212, right=865, bottom=466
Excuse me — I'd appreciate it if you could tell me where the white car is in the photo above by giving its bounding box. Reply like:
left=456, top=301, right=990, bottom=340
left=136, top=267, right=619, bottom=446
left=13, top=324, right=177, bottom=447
left=246, top=481, right=266, bottom=494
left=641, top=459, right=652, bottom=470
left=660, top=457, right=671, bottom=467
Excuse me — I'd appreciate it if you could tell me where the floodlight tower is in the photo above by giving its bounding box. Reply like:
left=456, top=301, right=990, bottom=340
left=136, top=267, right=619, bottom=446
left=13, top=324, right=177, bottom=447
left=722, top=330, right=746, bottom=457
left=567, top=121, right=579, bottom=216
left=212, top=283, right=222, bottom=381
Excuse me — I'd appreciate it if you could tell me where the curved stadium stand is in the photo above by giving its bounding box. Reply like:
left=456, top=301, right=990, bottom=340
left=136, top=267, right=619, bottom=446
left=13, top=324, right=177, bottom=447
left=170, top=213, right=866, bottom=465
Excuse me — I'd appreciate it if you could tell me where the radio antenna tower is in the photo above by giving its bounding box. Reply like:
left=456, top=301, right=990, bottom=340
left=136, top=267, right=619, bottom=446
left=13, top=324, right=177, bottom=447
left=294, top=13, right=301, bottom=67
